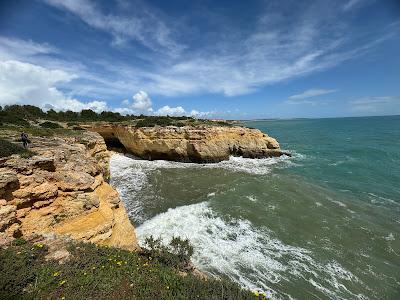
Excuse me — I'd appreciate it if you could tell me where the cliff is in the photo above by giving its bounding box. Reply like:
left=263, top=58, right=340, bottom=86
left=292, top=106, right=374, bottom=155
left=86, top=124, right=287, bottom=163
left=0, top=131, right=138, bottom=250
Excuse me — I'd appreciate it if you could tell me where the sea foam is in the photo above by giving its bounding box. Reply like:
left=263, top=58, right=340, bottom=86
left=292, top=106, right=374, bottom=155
left=136, top=201, right=366, bottom=299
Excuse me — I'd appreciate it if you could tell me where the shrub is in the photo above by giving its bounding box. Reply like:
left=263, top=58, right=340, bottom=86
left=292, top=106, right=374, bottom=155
left=39, top=121, right=63, bottom=129
left=0, top=112, right=30, bottom=126
left=142, top=236, right=194, bottom=270
left=0, top=138, right=34, bottom=158
left=135, top=116, right=175, bottom=127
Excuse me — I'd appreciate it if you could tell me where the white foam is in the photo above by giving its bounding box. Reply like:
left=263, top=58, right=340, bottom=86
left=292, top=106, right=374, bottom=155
left=246, top=195, right=258, bottom=202
left=111, top=152, right=293, bottom=176
left=384, top=233, right=395, bottom=241
left=136, top=201, right=366, bottom=299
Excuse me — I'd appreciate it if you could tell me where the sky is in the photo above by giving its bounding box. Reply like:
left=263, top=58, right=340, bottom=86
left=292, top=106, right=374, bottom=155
left=0, top=0, right=399, bottom=119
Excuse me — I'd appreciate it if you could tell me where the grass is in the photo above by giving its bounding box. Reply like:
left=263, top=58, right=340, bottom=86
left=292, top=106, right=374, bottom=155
left=0, top=138, right=35, bottom=158
left=0, top=238, right=257, bottom=300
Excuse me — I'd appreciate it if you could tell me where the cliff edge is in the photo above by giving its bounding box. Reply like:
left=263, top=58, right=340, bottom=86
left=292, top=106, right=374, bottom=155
left=0, top=131, right=138, bottom=250
left=86, top=124, right=288, bottom=163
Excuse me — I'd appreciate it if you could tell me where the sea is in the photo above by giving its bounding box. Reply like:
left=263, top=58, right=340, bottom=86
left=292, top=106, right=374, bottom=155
left=109, top=116, right=400, bottom=299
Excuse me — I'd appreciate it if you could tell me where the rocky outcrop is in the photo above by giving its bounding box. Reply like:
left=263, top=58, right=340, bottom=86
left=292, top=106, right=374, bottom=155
left=86, top=124, right=288, bottom=163
left=0, top=132, right=138, bottom=251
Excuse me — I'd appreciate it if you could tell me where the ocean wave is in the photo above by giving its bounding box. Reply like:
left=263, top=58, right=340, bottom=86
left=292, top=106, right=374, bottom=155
left=110, top=152, right=297, bottom=177
left=136, top=202, right=367, bottom=299
left=109, top=153, right=295, bottom=221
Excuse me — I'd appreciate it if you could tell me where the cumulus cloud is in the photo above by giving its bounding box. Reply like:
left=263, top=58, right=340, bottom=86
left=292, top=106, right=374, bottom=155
left=154, top=106, right=212, bottom=117
left=131, top=91, right=153, bottom=111
left=0, top=60, right=108, bottom=112
left=288, top=89, right=337, bottom=100
left=155, top=105, right=186, bottom=116
left=115, top=91, right=211, bottom=117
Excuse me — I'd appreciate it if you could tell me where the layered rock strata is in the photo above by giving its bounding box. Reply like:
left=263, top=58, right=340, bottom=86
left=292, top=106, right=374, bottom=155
left=0, top=132, right=138, bottom=250
left=86, top=125, right=288, bottom=163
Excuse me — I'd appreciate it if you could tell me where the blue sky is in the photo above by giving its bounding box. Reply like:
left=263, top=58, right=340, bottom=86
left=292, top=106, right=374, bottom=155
left=0, top=0, right=399, bottom=119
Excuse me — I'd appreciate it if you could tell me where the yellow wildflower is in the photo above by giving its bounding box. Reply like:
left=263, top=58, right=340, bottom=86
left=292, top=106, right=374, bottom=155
left=35, top=243, right=44, bottom=248
left=53, top=272, right=60, bottom=277
left=116, top=261, right=122, bottom=266
left=59, top=280, right=66, bottom=286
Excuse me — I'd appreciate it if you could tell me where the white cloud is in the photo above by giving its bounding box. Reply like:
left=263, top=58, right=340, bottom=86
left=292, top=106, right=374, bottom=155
left=131, top=91, right=153, bottom=111
left=350, top=96, right=400, bottom=115
left=155, top=105, right=186, bottom=116
left=0, top=36, right=57, bottom=60
left=1, top=1, right=397, bottom=110
left=289, top=89, right=337, bottom=100
left=343, top=0, right=363, bottom=11
left=43, top=0, right=183, bottom=55
left=115, top=91, right=211, bottom=117
left=0, top=60, right=108, bottom=112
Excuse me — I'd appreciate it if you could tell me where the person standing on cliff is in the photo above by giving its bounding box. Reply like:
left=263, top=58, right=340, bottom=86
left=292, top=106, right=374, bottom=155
left=21, top=132, right=29, bottom=149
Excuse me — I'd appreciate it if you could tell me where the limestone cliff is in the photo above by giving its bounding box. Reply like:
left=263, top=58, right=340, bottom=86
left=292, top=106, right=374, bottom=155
left=86, top=124, right=288, bottom=163
left=0, top=132, right=138, bottom=250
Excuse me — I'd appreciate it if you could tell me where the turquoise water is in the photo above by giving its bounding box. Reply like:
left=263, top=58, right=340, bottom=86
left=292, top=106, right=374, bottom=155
left=110, top=116, right=400, bottom=299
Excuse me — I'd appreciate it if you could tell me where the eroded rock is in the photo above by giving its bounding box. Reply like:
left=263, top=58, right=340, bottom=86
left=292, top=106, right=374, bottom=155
left=87, top=124, right=288, bottom=163
left=0, top=132, right=138, bottom=251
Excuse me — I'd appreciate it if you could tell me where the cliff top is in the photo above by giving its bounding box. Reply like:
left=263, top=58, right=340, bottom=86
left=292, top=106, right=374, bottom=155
left=0, top=104, right=240, bottom=130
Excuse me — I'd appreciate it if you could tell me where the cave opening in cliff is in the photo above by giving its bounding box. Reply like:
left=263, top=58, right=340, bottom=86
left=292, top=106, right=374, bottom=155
left=103, top=136, right=128, bottom=154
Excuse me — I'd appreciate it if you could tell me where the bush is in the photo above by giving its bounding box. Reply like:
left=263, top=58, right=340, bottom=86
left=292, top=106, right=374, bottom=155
left=0, top=138, right=34, bottom=158
left=0, top=112, right=30, bottom=126
left=39, top=121, right=63, bottom=129
left=142, top=236, right=194, bottom=270
left=135, top=116, right=175, bottom=127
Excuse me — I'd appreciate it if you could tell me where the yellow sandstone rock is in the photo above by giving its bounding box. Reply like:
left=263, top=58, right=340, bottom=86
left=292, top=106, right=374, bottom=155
left=86, top=124, right=287, bottom=163
left=0, top=132, right=138, bottom=250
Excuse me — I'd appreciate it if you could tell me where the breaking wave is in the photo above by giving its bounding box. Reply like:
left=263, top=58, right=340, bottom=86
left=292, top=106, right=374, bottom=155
left=136, top=202, right=366, bottom=299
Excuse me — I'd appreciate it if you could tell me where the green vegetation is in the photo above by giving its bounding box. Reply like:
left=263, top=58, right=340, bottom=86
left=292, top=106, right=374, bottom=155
left=39, top=121, right=63, bottom=129
left=0, top=104, right=237, bottom=128
left=135, top=116, right=191, bottom=127
left=0, top=238, right=256, bottom=300
left=0, top=138, right=35, bottom=158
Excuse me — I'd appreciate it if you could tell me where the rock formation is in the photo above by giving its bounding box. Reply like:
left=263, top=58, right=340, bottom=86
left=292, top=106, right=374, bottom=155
left=0, top=132, right=138, bottom=250
left=86, top=124, right=288, bottom=163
